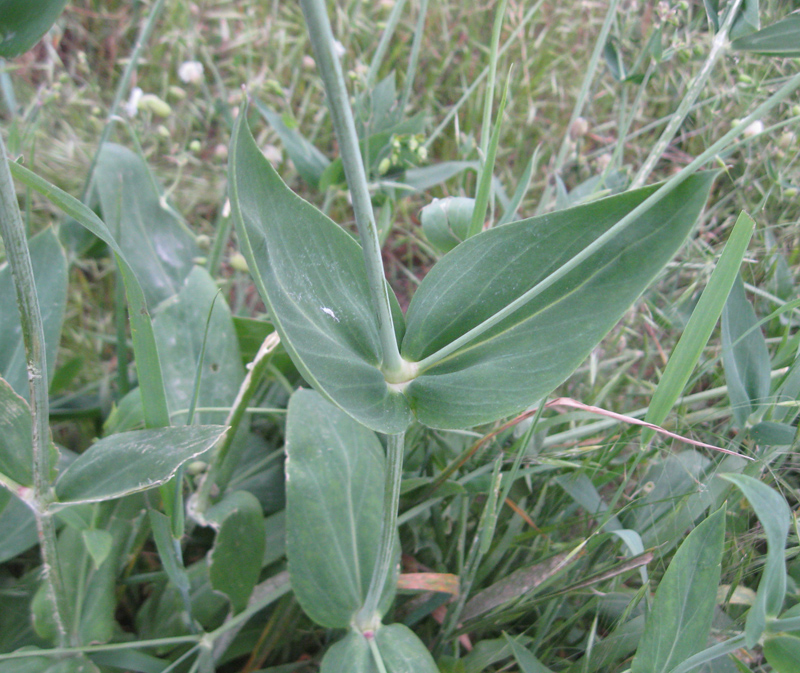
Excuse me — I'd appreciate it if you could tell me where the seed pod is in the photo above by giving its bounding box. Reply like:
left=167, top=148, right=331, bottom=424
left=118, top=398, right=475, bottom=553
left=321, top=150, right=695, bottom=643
left=420, top=196, right=475, bottom=254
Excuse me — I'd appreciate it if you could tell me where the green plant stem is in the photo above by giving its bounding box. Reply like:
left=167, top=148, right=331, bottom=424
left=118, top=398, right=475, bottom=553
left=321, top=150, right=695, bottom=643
left=479, top=0, right=507, bottom=160
left=631, top=0, right=743, bottom=189
left=80, top=0, right=166, bottom=202
left=299, top=0, right=404, bottom=377
left=398, top=0, right=428, bottom=115
left=366, top=0, right=410, bottom=88
left=536, top=0, right=620, bottom=215
left=412, top=69, right=800, bottom=375
left=190, top=333, right=280, bottom=519
left=357, top=432, right=405, bottom=627
left=0, top=134, right=71, bottom=645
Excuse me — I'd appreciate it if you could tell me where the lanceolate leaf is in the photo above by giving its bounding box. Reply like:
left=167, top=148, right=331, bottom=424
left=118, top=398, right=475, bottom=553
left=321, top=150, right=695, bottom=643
left=402, top=173, right=716, bottom=429
left=0, top=227, right=67, bottom=399
left=285, top=390, right=398, bottom=628
left=0, top=376, right=33, bottom=486
left=55, top=426, right=226, bottom=504
left=731, top=14, right=800, bottom=57
left=720, top=474, right=791, bottom=647
left=721, top=275, right=771, bottom=428
left=630, top=506, right=726, bottom=673
left=229, top=109, right=411, bottom=434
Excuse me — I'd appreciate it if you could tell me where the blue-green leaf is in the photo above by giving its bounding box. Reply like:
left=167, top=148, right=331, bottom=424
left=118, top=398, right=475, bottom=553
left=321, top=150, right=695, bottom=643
left=229, top=109, right=411, bottom=434
left=720, top=474, right=791, bottom=647
left=731, top=14, right=800, bottom=56
left=285, top=389, right=398, bottom=628
left=721, top=275, right=771, bottom=428
left=630, top=506, right=726, bottom=673
left=402, top=174, right=716, bottom=429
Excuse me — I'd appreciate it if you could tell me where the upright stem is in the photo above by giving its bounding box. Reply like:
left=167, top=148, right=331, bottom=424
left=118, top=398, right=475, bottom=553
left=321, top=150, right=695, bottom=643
left=299, top=0, right=405, bottom=377
left=0, top=134, right=71, bottom=644
left=357, top=432, right=405, bottom=628
left=631, top=0, right=743, bottom=188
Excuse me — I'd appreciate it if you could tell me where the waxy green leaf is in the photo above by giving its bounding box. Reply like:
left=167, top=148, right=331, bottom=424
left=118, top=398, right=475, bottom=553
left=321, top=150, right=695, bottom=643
left=0, top=228, right=67, bottom=399
left=630, top=506, right=726, bottom=673
left=0, top=375, right=33, bottom=486
left=230, top=110, right=411, bottom=434
left=0, top=0, right=69, bottom=58
left=55, top=426, right=226, bottom=504
left=731, top=14, right=800, bottom=57
left=720, top=474, right=791, bottom=647
left=403, top=173, right=717, bottom=429
left=319, top=624, right=438, bottom=673
left=285, top=390, right=398, bottom=628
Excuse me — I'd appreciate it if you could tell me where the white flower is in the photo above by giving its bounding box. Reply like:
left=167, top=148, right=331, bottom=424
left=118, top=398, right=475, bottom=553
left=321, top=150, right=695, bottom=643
left=178, top=60, right=204, bottom=84
left=743, top=120, right=764, bottom=138
left=333, top=40, right=346, bottom=58
left=125, top=87, right=143, bottom=117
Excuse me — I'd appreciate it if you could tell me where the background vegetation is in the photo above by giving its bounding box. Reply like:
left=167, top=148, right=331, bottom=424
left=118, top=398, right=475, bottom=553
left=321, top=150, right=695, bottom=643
left=1, top=0, right=799, bottom=671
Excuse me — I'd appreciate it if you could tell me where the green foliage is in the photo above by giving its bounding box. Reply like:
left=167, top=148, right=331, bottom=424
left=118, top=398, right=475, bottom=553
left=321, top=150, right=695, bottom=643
left=0, top=0, right=69, bottom=58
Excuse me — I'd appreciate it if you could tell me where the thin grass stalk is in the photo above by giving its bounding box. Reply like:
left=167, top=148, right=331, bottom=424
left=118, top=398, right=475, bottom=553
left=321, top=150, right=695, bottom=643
left=631, top=0, right=744, bottom=188
left=357, top=432, right=405, bottom=628
left=535, top=0, right=620, bottom=215
left=398, top=0, right=429, bottom=115
left=478, top=0, right=508, bottom=159
left=0, top=134, right=71, bottom=644
left=80, top=0, right=167, bottom=202
left=366, top=0, right=410, bottom=88
left=300, top=0, right=405, bottom=377
left=413, top=69, right=800, bottom=374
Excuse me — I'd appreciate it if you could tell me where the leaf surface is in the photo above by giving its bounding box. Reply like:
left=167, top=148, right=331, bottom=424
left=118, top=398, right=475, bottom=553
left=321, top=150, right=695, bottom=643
left=285, top=389, right=398, bottom=628
left=402, top=174, right=716, bottom=428
left=0, top=228, right=67, bottom=399
left=0, top=0, right=69, bottom=58
left=630, top=505, right=726, bottom=673
left=229, top=110, right=411, bottom=433
left=731, top=14, right=800, bottom=56
left=0, top=375, right=33, bottom=486
left=55, top=426, right=226, bottom=504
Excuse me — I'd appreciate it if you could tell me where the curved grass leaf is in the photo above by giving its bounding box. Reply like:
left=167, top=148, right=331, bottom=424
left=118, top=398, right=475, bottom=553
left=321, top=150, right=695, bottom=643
left=643, top=211, right=755, bottom=443
left=0, top=227, right=67, bottom=399
left=55, top=426, right=226, bottom=504
left=0, top=0, right=69, bottom=58
left=402, top=173, right=716, bottom=429
left=720, top=474, right=791, bottom=647
left=630, top=505, right=726, bottom=673
left=722, top=274, right=771, bottom=428
left=285, top=389, right=398, bottom=628
left=731, top=15, right=800, bottom=57
left=229, top=109, right=411, bottom=434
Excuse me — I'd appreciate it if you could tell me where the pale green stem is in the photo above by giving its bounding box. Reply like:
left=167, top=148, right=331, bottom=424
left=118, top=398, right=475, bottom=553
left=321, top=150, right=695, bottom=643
left=366, top=0, right=410, bottom=88
left=536, top=0, right=620, bottom=215
left=398, top=0, right=428, bottom=115
left=357, top=432, right=405, bottom=627
left=300, top=0, right=404, bottom=376
left=190, top=333, right=281, bottom=520
left=0, top=134, right=71, bottom=644
left=81, top=0, right=166, bottom=202
left=412, top=69, right=800, bottom=375
left=631, top=0, right=743, bottom=189
left=478, top=0, right=507, bottom=159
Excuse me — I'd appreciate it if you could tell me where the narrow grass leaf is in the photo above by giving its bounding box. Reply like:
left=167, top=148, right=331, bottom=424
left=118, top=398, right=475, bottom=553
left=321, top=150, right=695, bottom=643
left=206, top=490, right=266, bottom=614
left=731, top=14, right=800, bottom=56
left=285, top=389, right=398, bottom=628
left=504, top=633, right=555, bottom=673
left=255, top=101, right=330, bottom=187
left=721, top=275, right=771, bottom=428
left=630, top=505, right=726, bottom=673
left=0, top=228, right=67, bottom=399
left=720, top=474, right=791, bottom=647
left=644, top=211, right=755, bottom=442
left=229, top=108, right=411, bottom=434
left=9, top=161, right=170, bottom=429
left=55, top=426, right=226, bottom=504
left=0, top=0, right=69, bottom=58
left=403, top=174, right=716, bottom=429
